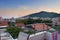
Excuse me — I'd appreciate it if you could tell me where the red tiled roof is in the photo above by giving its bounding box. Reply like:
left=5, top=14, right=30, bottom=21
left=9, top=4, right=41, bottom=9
left=0, top=20, right=8, bottom=26
left=16, top=22, right=25, bottom=27
left=31, top=23, right=51, bottom=31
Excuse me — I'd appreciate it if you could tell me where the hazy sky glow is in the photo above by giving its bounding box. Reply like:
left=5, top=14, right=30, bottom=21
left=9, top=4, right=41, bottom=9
left=0, top=0, right=60, bottom=18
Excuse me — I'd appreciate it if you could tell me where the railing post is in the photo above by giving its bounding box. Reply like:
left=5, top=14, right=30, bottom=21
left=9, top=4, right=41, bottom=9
left=27, top=34, right=30, bottom=40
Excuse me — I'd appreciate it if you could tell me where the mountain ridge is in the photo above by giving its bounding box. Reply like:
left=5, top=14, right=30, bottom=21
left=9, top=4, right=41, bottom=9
left=22, top=11, right=60, bottom=18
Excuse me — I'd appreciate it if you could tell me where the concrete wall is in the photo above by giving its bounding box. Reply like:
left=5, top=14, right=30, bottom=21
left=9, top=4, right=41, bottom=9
left=18, top=31, right=58, bottom=40
left=29, top=31, right=46, bottom=40
left=46, top=32, right=52, bottom=40
left=18, top=31, right=46, bottom=40
left=18, top=32, right=29, bottom=40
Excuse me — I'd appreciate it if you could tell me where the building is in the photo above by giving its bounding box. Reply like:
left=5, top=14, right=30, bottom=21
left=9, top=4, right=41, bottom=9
left=40, top=18, right=51, bottom=20
left=0, top=20, right=8, bottom=26
left=52, top=17, right=60, bottom=26
left=31, top=23, right=51, bottom=31
left=22, top=23, right=51, bottom=32
left=0, top=17, right=8, bottom=28
left=15, top=22, right=25, bottom=27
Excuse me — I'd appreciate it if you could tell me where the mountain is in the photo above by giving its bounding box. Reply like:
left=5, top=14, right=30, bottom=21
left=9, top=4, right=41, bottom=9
left=22, top=11, right=60, bottom=18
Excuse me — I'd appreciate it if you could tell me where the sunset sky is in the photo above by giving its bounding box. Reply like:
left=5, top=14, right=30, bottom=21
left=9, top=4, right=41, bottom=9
left=0, top=0, right=60, bottom=18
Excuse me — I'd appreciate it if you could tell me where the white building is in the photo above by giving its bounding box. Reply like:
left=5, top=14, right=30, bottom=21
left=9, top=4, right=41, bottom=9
left=40, top=17, right=51, bottom=20
left=52, top=17, right=60, bottom=26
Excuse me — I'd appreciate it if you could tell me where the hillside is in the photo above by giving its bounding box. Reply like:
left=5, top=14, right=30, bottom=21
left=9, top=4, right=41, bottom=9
left=22, top=11, right=60, bottom=18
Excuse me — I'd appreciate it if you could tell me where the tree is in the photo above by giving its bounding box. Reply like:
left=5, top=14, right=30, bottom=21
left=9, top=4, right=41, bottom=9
left=52, top=26, right=60, bottom=33
left=34, top=19, right=42, bottom=23
left=8, top=22, right=15, bottom=27
left=23, top=18, right=35, bottom=25
left=6, top=27, right=23, bottom=39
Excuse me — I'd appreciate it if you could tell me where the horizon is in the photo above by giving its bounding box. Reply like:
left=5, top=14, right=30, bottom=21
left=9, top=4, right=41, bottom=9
left=0, top=0, right=60, bottom=18
left=1, top=11, right=60, bottom=18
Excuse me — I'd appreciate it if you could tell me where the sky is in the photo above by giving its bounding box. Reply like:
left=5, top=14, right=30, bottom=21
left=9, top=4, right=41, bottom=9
left=0, top=0, right=60, bottom=18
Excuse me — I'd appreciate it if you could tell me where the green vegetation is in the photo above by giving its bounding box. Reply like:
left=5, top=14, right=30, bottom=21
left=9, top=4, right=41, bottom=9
left=34, top=19, right=42, bottom=23
left=16, top=19, right=24, bottom=23
left=52, top=26, right=60, bottom=31
left=6, top=26, right=36, bottom=39
left=24, top=30, right=36, bottom=34
left=6, top=27, right=23, bottom=39
left=24, top=11, right=60, bottom=18
left=24, top=18, right=35, bottom=24
left=53, top=26, right=58, bottom=30
left=8, top=22, right=15, bottom=27
left=16, top=18, right=52, bottom=25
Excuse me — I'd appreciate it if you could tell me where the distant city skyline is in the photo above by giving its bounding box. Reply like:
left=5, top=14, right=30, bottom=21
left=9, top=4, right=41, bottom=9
left=0, top=0, right=60, bottom=18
